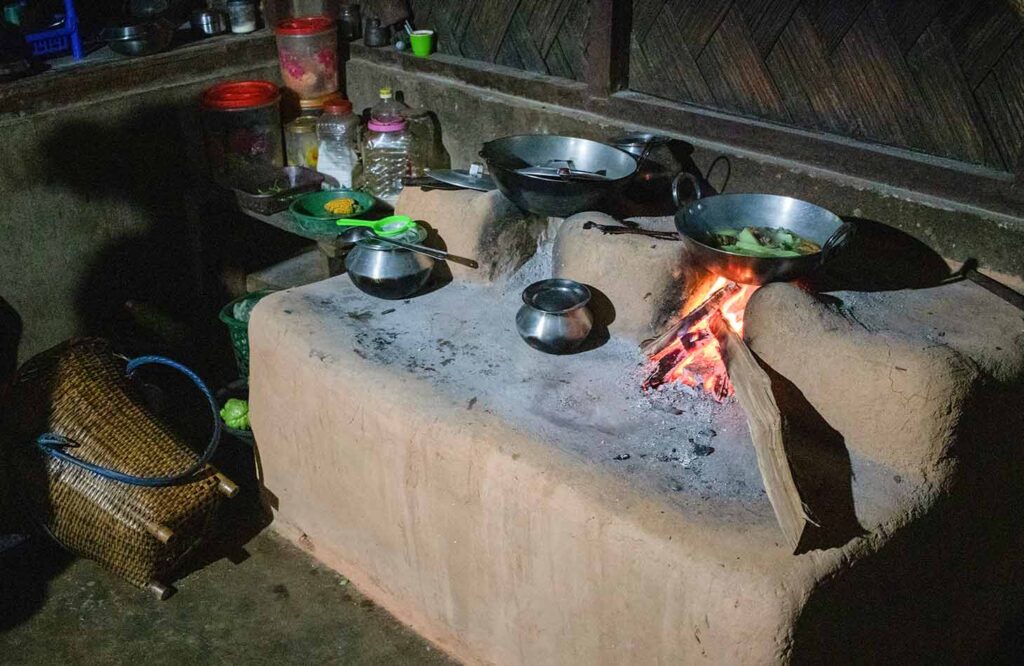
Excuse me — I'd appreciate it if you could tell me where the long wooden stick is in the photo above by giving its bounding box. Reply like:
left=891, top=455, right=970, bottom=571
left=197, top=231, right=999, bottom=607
left=641, top=282, right=741, bottom=356
left=711, top=314, right=811, bottom=551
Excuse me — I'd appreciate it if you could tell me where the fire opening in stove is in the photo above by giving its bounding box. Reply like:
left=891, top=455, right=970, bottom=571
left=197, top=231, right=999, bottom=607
left=642, top=277, right=757, bottom=400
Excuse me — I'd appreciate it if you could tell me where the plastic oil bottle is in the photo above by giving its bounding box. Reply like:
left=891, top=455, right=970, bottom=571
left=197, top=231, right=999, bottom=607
left=362, top=87, right=411, bottom=207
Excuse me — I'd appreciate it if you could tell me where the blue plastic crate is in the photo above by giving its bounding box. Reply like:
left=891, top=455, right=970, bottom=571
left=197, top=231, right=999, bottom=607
left=24, top=0, right=83, bottom=60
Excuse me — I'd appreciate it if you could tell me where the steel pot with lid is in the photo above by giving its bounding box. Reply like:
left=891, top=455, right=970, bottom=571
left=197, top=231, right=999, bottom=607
left=343, top=225, right=435, bottom=299
left=608, top=132, right=695, bottom=214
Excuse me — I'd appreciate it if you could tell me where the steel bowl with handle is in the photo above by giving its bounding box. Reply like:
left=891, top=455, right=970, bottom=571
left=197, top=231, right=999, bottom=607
left=480, top=135, right=638, bottom=217
left=673, top=186, right=853, bottom=285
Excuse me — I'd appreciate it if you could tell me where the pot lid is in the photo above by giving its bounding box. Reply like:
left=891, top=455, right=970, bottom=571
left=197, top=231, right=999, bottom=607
left=299, top=92, right=343, bottom=110
left=275, top=16, right=334, bottom=35
left=201, top=80, right=280, bottom=110
left=323, top=98, right=353, bottom=114
left=609, top=132, right=671, bottom=147
left=101, top=20, right=154, bottom=41
left=427, top=168, right=496, bottom=192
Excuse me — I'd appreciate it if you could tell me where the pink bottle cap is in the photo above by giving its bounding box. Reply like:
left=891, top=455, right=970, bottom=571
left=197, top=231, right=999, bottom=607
left=368, top=119, right=408, bottom=132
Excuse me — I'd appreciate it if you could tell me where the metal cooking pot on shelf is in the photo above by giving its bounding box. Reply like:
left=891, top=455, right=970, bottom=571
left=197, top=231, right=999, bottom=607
left=673, top=182, right=853, bottom=285
left=480, top=135, right=638, bottom=217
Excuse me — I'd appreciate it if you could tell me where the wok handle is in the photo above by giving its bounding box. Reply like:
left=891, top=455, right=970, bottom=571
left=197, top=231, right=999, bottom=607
left=671, top=172, right=703, bottom=207
left=820, top=221, right=855, bottom=264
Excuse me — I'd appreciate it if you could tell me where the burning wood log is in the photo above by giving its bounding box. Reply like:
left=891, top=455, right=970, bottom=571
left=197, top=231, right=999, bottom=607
left=641, top=281, right=742, bottom=356
left=710, top=312, right=813, bottom=552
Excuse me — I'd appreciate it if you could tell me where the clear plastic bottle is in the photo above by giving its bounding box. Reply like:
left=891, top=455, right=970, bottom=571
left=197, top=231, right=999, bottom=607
left=363, top=87, right=411, bottom=206
left=315, top=98, right=361, bottom=188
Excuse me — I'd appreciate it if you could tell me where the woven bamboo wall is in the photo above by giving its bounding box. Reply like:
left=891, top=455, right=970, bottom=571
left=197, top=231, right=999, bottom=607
left=408, top=0, right=590, bottom=81
left=629, top=0, right=1023, bottom=171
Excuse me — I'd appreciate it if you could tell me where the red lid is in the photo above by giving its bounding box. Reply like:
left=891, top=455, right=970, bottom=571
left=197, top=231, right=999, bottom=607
left=201, top=80, right=280, bottom=110
left=323, top=98, right=353, bottom=114
left=275, top=16, right=334, bottom=35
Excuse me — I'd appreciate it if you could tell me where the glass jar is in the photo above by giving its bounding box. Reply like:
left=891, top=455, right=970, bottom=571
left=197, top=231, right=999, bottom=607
left=200, top=80, right=284, bottom=182
left=285, top=115, right=320, bottom=168
left=274, top=16, right=339, bottom=100
left=338, top=3, right=361, bottom=41
left=226, top=0, right=257, bottom=33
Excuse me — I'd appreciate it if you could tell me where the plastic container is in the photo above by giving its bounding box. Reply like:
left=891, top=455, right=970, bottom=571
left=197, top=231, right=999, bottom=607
left=200, top=80, right=284, bottom=181
left=362, top=88, right=410, bottom=206
left=275, top=16, right=339, bottom=100
left=285, top=116, right=320, bottom=168
left=405, top=107, right=445, bottom=178
left=316, top=98, right=361, bottom=189
left=24, top=0, right=83, bottom=60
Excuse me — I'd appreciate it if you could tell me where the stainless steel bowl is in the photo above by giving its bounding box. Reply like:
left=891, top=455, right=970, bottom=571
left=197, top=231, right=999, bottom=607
left=103, top=19, right=175, bottom=56
left=516, top=279, right=594, bottom=354
left=674, top=193, right=852, bottom=285
left=191, top=9, right=229, bottom=36
left=344, top=226, right=435, bottom=300
left=480, top=135, right=638, bottom=217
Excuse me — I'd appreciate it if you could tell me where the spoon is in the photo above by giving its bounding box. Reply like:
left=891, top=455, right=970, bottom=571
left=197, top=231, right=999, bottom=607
left=335, top=214, right=415, bottom=237
left=337, top=226, right=479, bottom=269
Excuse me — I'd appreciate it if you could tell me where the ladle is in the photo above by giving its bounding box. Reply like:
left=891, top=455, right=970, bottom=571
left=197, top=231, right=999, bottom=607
left=337, top=226, right=479, bottom=269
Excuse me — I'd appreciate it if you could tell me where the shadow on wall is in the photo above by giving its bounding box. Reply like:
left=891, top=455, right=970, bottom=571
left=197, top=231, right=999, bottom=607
left=40, top=105, right=197, bottom=355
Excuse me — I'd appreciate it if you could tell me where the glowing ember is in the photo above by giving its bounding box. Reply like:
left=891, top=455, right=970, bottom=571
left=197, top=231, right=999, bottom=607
left=644, top=277, right=757, bottom=400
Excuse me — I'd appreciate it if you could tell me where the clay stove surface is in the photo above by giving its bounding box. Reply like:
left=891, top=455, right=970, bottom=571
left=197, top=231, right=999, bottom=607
left=271, top=250, right=910, bottom=533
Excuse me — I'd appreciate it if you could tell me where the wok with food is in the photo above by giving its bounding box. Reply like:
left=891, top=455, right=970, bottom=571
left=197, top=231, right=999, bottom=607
left=707, top=226, right=822, bottom=258
left=674, top=193, right=852, bottom=285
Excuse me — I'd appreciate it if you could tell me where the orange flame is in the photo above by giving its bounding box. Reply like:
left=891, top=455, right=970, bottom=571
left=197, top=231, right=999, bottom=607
left=648, top=277, right=756, bottom=400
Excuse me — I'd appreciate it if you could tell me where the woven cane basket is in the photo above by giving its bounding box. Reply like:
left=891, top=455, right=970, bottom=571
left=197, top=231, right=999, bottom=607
left=2, top=338, right=234, bottom=593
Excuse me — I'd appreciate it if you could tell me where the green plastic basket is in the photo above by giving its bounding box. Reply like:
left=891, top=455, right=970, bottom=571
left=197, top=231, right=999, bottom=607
left=218, top=290, right=275, bottom=380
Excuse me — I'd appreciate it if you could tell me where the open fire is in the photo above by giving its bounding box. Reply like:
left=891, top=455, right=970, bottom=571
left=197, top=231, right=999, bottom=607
left=643, top=277, right=757, bottom=399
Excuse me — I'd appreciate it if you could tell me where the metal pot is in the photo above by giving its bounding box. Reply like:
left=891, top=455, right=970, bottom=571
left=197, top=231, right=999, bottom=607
left=608, top=132, right=688, bottom=203
left=480, top=135, right=638, bottom=217
left=344, top=226, right=434, bottom=300
left=674, top=192, right=852, bottom=285
left=516, top=279, right=594, bottom=354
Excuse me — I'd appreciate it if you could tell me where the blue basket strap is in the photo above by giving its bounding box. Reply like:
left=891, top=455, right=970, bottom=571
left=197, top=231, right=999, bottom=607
left=36, top=355, right=222, bottom=487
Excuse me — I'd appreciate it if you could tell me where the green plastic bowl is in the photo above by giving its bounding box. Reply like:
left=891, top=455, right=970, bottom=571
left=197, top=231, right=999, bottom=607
left=290, top=190, right=376, bottom=235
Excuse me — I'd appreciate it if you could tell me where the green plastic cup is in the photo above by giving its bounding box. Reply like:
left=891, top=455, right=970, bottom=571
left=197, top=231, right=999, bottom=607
left=409, top=29, right=434, bottom=57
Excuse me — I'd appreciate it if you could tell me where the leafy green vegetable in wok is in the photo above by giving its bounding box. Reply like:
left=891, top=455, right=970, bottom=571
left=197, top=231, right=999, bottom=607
left=706, top=226, right=821, bottom=258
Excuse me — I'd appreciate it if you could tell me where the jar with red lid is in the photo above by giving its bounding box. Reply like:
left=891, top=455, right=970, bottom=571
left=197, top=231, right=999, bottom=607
left=275, top=16, right=339, bottom=99
left=200, top=80, right=284, bottom=181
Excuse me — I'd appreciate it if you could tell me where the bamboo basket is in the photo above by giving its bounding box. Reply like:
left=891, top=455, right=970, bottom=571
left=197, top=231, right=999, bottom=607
left=2, top=338, right=236, bottom=597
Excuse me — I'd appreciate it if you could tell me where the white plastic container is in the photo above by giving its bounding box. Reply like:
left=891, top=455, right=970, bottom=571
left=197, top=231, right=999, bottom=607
left=315, top=98, right=360, bottom=188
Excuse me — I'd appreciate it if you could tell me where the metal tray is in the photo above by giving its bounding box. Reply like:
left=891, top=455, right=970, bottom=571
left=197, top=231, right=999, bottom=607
left=232, top=166, right=335, bottom=216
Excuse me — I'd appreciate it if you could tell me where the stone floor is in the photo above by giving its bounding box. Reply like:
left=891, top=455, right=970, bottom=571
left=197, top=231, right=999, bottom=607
left=0, top=529, right=456, bottom=666
left=0, top=429, right=457, bottom=666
